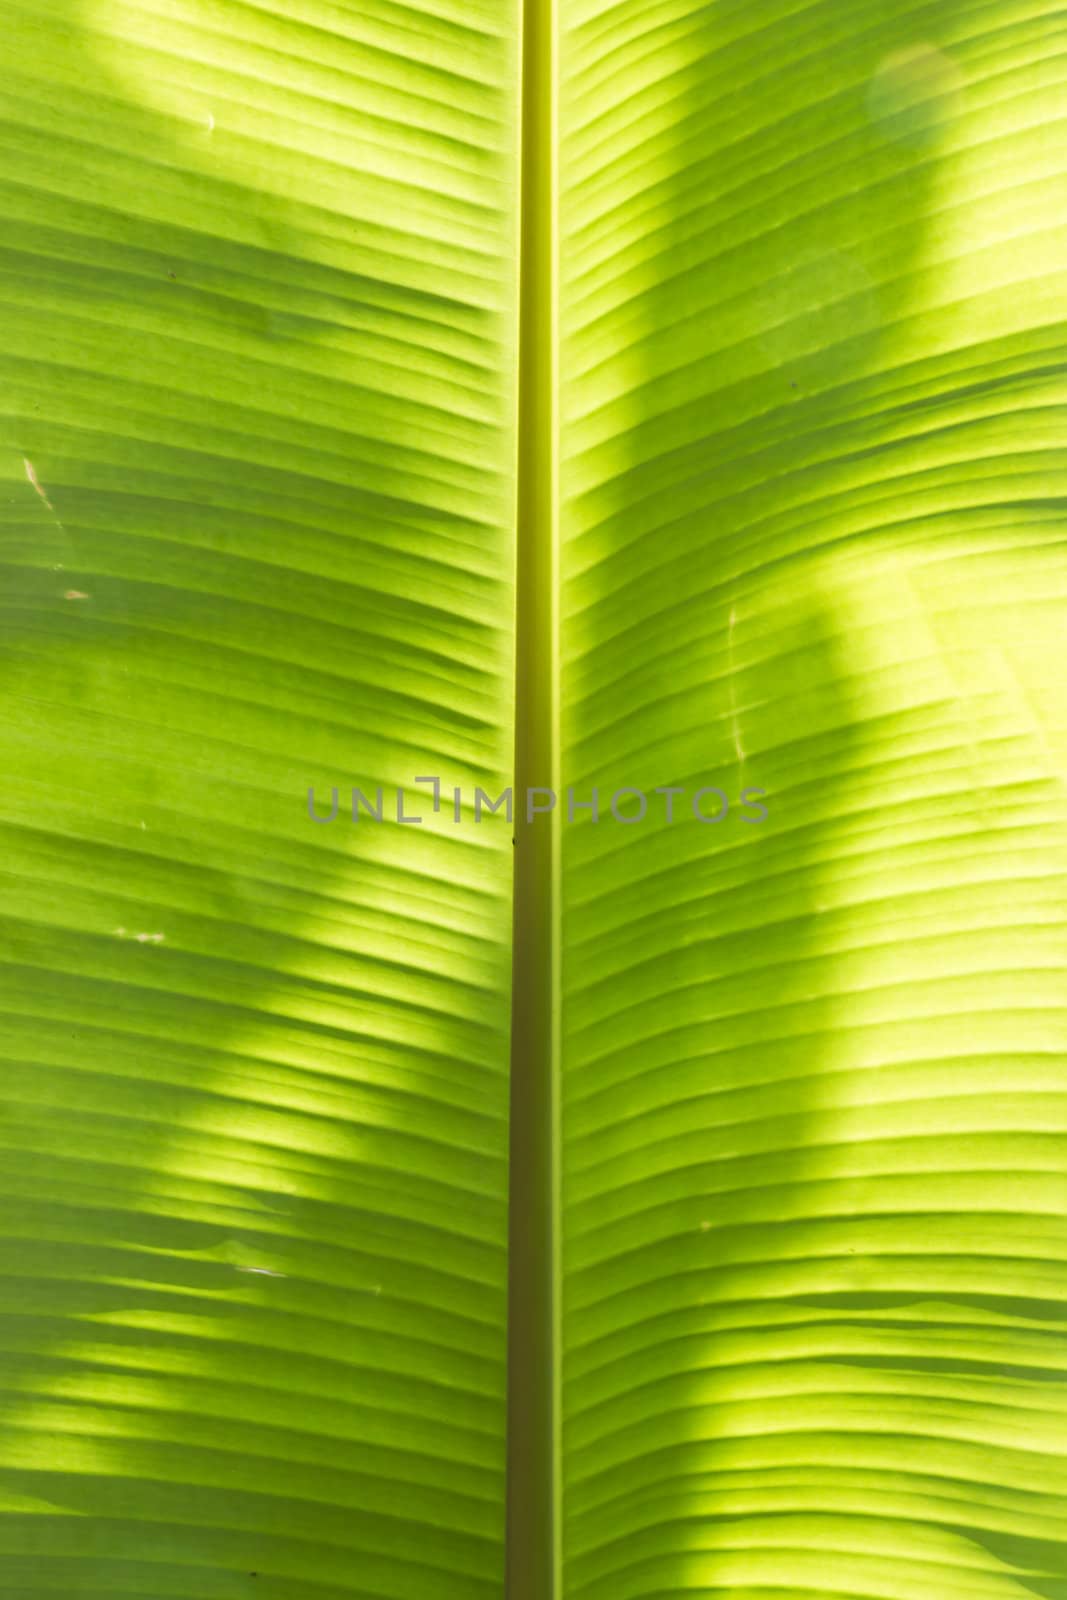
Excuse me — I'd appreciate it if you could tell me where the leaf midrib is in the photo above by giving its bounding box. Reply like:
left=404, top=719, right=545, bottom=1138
left=505, top=0, right=561, bottom=1593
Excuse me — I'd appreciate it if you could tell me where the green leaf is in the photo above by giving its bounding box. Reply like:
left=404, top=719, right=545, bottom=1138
left=0, top=1, right=519, bottom=1595
left=1, top=2, right=1066, bottom=1600
left=558, top=1, right=1067, bottom=1597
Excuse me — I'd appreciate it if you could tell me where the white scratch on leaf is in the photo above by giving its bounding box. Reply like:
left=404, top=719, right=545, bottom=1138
left=24, top=457, right=67, bottom=537
left=23, top=457, right=54, bottom=512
